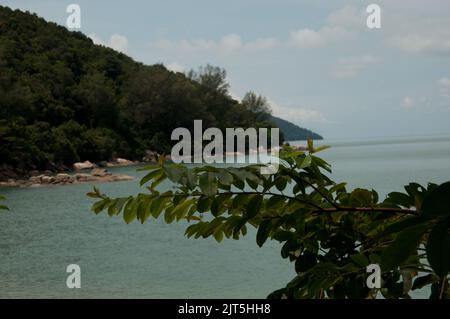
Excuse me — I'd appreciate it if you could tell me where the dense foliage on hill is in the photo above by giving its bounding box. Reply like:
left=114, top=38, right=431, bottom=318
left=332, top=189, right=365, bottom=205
left=269, top=116, right=323, bottom=141
left=0, top=7, right=270, bottom=173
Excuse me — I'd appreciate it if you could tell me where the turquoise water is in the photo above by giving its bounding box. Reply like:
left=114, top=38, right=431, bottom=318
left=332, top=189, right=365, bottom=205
left=1, top=136, right=450, bottom=298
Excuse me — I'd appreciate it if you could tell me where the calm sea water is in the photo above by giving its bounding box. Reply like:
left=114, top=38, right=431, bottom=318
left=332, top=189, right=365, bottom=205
left=1, top=136, right=450, bottom=298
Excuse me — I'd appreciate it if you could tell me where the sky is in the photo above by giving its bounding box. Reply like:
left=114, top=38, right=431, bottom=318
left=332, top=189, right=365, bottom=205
left=2, top=0, right=450, bottom=139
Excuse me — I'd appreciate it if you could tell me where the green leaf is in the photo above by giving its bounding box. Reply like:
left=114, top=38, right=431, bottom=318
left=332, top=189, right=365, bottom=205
left=275, top=176, right=288, bottom=192
left=213, top=230, right=224, bottom=242
left=140, top=168, right=162, bottom=186
left=150, top=174, right=166, bottom=189
left=211, top=194, right=230, bottom=217
left=232, top=178, right=245, bottom=190
left=123, top=199, right=138, bottom=224
left=349, top=188, right=374, bottom=206
left=297, top=155, right=312, bottom=169
left=266, top=195, right=285, bottom=209
left=404, top=183, right=426, bottom=210
left=256, top=219, right=272, bottom=247
left=232, top=194, right=248, bottom=209
left=218, top=170, right=233, bottom=186
left=91, top=199, right=110, bottom=214
left=199, top=172, right=217, bottom=197
left=164, top=207, right=175, bottom=224
left=422, top=182, right=450, bottom=217
left=350, top=254, right=369, bottom=267
left=197, top=196, right=211, bottom=213
left=173, top=199, right=193, bottom=221
left=412, top=274, right=439, bottom=291
left=381, top=223, right=428, bottom=270
left=186, top=170, right=198, bottom=189
left=380, top=217, right=427, bottom=238
left=426, top=219, right=450, bottom=276
left=164, top=165, right=186, bottom=183
left=385, top=192, right=413, bottom=208
left=246, top=195, right=263, bottom=219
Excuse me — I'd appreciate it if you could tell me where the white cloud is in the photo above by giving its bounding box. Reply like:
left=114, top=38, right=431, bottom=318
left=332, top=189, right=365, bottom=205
left=153, top=6, right=361, bottom=55
left=326, top=6, right=365, bottom=28
left=393, top=33, right=450, bottom=55
left=89, top=33, right=128, bottom=54
left=288, top=26, right=351, bottom=49
left=152, top=34, right=278, bottom=55
left=287, top=5, right=367, bottom=50
left=388, top=17, right=450, bottom=55
left=331, top=55, right=383, bottom=78
left=401, top=96, right=415, bottom=109
left=165, top=62, right=185, bottom=73
left=438, top=77, right=450, bottom=96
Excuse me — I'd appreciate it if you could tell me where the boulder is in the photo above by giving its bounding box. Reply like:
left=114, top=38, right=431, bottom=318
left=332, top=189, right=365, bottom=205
left=91, top=168, right=111, bottom=177
left=110, top=175, right=134, bottom=182
left=75, top=173, right=96, bottom=182
left=41, top=176, right=55, bottom=184
left=73, top=161, right=95, bottom=170
left=107, top=158, right=135, bottom=167
left=143, top=150, right=158, bottom=162
left=55, top=173, right=74, bottom=183
left=29, top=176, right=41, bottom=183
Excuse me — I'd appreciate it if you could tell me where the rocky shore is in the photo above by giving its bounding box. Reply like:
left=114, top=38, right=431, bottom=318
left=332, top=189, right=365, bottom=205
left=0, top=168, right=134, bottom=188
left=0, top=151, right=168, bottom=188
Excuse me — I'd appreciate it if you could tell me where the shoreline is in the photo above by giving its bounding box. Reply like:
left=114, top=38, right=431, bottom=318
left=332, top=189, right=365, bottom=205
left=0, top=144, right=309, bottom=188
left=0, top=168, right=135, bottom=188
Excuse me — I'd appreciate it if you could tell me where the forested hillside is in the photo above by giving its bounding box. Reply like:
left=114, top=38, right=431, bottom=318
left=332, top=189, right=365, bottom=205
left=269, top=116, right=322, bottom=141
left=0, top=6, right=321, bottom=177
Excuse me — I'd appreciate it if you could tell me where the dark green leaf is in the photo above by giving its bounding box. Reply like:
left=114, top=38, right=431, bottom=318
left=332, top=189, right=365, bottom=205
left=381, top=223, right=428, bottom=270
left=256, top=219, right=272, bottom=247
left=422, top=182, right=450, bottom=217
left=412, top=274, right=439, bottom=291
left=246, top=195, right=263, bottom=219
left=199, top=172, right=217, bottom=197
left=426, top=219, right=450, bottom=276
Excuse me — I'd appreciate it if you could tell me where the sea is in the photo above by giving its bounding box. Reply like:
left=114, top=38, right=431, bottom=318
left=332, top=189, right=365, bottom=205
left=1, top=135, right=450, bottom=298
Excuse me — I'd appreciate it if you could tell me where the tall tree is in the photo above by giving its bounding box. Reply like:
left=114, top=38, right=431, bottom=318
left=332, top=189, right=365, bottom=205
left=187, top=64, right=230, bottom=95
left=242, top=91, right=272, bottom=121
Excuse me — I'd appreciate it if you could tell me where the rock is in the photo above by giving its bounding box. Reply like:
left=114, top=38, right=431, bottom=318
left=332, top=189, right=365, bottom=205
left=110, top=175, right=134, bottom=182
left=75, top=173, right=97, bottom=182
left=107, top=158, right=136, bottom=167
left=55, top=173, right=74, bottom=183
left=73, top=161, right=96, bottom=170
left=91, top=168, right=111, bottom=177
left=29, top=176, right=41, bottom=183
left=143, top=150, right=158, bottom=162
left=117, top=158, right=133, bottom=165
left=41, top=176, right=55, bottom=184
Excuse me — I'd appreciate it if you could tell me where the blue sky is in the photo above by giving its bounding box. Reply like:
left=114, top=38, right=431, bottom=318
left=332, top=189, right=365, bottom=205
left=3, top=0, right=450, bottom=139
